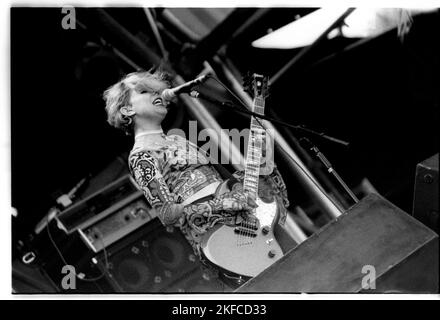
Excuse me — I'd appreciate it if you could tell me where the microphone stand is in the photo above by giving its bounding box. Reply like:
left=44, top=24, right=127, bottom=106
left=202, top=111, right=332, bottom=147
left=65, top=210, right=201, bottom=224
left=189, top=89, right=359, bottom=205
left=189, top=90, right=350, bottom=147
left=299, top=137, right=359, bottom=204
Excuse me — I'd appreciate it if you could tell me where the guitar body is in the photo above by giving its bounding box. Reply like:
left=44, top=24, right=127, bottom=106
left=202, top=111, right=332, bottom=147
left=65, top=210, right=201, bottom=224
left=200, top=183, right=283, bottom=278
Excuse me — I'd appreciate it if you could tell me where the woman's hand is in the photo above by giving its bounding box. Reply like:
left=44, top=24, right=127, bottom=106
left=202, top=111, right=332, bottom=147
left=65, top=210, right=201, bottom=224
left=215, top=190, right=258, bottom=227
left=216, top=189, right=258, bottom=215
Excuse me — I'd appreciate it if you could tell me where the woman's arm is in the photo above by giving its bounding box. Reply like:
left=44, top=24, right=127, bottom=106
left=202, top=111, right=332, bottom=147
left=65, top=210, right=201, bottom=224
left=129, top=151, right=255, bottom=233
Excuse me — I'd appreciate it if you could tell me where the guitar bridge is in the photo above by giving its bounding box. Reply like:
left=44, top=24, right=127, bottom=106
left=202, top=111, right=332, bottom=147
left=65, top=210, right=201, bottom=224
left=237, top=221, right=258, bottom=231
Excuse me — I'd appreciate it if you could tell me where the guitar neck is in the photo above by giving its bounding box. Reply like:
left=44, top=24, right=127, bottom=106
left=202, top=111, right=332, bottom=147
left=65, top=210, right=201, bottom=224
left=243, top=97, right=265, bottom=198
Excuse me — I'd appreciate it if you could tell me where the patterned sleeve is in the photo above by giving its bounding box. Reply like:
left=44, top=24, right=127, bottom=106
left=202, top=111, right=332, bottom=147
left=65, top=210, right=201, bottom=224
left=128, top=151, right=184, bottom=226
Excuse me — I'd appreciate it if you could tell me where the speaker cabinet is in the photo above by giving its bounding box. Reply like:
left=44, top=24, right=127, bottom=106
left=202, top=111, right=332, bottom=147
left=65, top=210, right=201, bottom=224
left=413, top=153, right=438, bottom=233
left=95, top=218, right=204, bottom=293
left=237, top=193, right=438, bottom=293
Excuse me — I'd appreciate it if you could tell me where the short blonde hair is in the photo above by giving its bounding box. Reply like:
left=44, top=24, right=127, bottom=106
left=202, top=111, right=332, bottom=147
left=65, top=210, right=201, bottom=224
left=103, top=70, right=171, bottom=134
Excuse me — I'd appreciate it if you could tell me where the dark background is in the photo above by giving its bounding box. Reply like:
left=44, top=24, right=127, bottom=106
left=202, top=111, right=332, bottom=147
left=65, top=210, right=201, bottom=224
left=11, top=8, right=439, bottom=239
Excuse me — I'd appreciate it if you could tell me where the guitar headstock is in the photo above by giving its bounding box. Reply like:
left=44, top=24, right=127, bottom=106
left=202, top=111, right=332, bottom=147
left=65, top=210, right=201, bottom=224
left=243, top=73, right=270, bottom=99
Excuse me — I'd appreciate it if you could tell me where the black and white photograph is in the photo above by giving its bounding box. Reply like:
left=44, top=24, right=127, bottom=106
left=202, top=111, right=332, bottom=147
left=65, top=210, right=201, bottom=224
left=8, top=4, right=439, bottom=297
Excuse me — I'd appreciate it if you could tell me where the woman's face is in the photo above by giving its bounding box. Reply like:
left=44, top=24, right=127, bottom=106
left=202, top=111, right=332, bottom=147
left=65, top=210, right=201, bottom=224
left=128, top=78, right=170, bottom=122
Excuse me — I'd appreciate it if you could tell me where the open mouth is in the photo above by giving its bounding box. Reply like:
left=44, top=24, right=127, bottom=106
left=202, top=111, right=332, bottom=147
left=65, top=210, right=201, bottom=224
left=153, top=97, right=168, bottom=109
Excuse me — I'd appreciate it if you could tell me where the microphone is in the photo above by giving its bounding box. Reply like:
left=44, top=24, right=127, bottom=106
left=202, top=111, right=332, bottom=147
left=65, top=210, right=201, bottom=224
left=161, top=75, right=209, bottom=101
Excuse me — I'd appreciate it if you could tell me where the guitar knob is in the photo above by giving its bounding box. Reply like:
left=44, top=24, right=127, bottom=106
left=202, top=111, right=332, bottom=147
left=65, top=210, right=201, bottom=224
left=268, top=250, right=276, bottom=258
left=262, top=226, right=270, bottom=235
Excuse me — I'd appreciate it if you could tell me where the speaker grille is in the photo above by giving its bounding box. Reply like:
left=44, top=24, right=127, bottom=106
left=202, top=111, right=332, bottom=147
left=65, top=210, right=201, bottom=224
left=95, top=218, right=200, bottom=292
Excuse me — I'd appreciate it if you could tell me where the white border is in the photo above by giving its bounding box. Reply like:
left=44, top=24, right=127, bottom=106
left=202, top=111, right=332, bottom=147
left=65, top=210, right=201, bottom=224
left=2, top=0, right=440, bottom=300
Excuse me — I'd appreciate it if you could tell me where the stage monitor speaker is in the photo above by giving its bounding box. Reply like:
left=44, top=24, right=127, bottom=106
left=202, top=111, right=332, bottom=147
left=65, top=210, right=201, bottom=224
left=94, top=218, right=228, bottom=293
left=413, top=153, right=438, bottom=233
left=236, top=193, right=438, bottom=293
left=163, top=267, right=232, bottom=293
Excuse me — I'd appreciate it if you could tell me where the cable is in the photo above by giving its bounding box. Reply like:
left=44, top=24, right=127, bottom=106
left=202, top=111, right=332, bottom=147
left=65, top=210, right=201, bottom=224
left=45, top=214, right=110, bottom=283
left=206, top=74, right=249, bottom=113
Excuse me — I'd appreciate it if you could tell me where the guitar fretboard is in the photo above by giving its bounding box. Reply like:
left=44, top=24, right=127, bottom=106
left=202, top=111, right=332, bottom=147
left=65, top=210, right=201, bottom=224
left=243, top=97, right=265, bottom=199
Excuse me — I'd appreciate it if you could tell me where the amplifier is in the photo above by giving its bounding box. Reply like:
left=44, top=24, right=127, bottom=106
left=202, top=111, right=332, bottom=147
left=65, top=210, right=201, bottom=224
left=78, top=197, right=155, bottom=253
left=93, top=218, right=203, bottom=293
left=413, top=153, right=438, bottom=233
left=56, top=175, right=142, bottom=234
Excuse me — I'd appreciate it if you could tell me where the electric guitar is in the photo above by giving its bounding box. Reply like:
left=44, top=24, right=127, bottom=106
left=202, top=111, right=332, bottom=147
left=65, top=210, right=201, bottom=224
left=200, top=74, right=284, bottom=280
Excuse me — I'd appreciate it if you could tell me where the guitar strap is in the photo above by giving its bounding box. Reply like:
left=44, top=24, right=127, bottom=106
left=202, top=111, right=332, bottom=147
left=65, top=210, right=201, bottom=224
left=212, top=163, right=240, bottom=190
left=192, top=141, right=239, bottom=189
left=212, top=162, right=233, bottom=180
left=189, top=140, right=236, bottom=183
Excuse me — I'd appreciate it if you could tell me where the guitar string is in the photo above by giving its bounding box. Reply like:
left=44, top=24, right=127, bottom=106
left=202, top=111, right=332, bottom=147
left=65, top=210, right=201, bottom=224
left=242, top=129, right=257, bottom=246
left=246, top=127, right=262, bottom=246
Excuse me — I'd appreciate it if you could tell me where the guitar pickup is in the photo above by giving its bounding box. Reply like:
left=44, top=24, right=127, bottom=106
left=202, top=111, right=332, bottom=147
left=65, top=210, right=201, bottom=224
left=234, top=227, right=257, bottom=238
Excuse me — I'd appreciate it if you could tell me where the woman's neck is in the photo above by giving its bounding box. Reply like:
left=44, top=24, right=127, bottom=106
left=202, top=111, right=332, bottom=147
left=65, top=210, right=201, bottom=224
left=134, top=121, right=162, bottom=133
left=134, top=122, right=164, bottom=140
